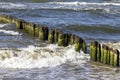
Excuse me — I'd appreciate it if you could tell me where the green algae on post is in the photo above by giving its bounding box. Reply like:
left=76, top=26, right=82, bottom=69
left=34, top=24, right=39, bottom=37
left=25, top=22, right=34, bottom=35
left=113, top=49, right=119, bottom=67
left=48, top=29, right=54, bottom=44
left=97, top=43, right=101, bottom=62
left=54, top=29, right=59, bottom=43
left=82, top=40, right=87, bottom=53
left=106, top=47, right=110, bottom=64
left=69, top=34, right=75, bottom=45
left=102, top=45, right=108, bottom=64
left=74, top=36, right=81, bottom=52
left=39, top=26, right=45, bottom=41
left=90, top=41, right=98, bottom=61
left=58, top=31, right=65, bottom=46
left=110, top=48, right=114, bottom=66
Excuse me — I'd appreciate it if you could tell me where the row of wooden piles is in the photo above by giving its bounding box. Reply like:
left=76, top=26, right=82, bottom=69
left=0, top=15, right=119, bottom=67
left=90, top=41, right=119, bottom=67
left=0, top=15, right=87, bottom=53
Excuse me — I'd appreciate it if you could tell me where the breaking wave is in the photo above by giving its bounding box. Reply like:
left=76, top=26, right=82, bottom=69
left=0, top=2, right=120, bottom=13
left=0, top=44, right=90, bottom=69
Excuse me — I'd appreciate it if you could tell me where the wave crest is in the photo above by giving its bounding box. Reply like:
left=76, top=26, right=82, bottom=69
left=0, top=2, right=120, bottom=14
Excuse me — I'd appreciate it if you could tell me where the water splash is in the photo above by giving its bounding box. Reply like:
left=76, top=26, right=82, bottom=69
left=0, top=44, right=90, bottom=69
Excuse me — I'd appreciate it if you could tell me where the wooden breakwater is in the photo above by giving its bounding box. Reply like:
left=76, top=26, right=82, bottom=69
left=90, top=41, right=119, bottom=67
left=0, top=15, right=87, bottom=53
left=0, top=15, right=119, bottom=67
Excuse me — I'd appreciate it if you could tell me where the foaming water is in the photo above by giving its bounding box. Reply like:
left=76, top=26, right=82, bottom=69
left=0, top=29, right=20, bottom=35
left=0, top=23, right=89, bottom=69
left=101, top=41, right=120, bottom=51
left=0, top=44, right=90, bottom=69
left=0, top=24, right=7, bottom=28
left=0, top=2, right=26, bottom=9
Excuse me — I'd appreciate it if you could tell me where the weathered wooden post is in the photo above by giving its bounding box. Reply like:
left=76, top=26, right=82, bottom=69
left=64, top=33, right=69, bottom=46
left=54, top=29, right=59, bottom=43
left=97, top=43, right=101, bottom=62
left=113, top=49, right=119, bottom=66
left=58, top=31, right=65, bottom=46
left=0, top=15, right=7, bottom=23
left=90, top=41, right=98, bottom=61
left=74, top=36, right=81, bottom=52
left=33, top=24, right=39, bottom=37
left=101, top=44, right=104, bottom=63
left=48, top=29, right=54, bottom=43
left=5, top=15, right=10, bottom=22
left=82, top=40, right=87, bottom=53
left=23, top=21, right=27, bottom=31
left=67, top=34, right=72, bottom=45
left=74, top=36, right=87, bottom=53
left=102, top=45, right=109, bottom=64
left=109, top=48, right=119, bottom=67
left=26, top=22, right=34, bottom=35
left=15, top=19, right=24, bottom=29
left=43, top=26, right=49, bottom=40
left=110, top=48, right=114, bottom=66
left=106, top=47, right=110, bottom=64
left=69, top=34, right=75, bottom=45
left=39, top=26, right=45, bottom=41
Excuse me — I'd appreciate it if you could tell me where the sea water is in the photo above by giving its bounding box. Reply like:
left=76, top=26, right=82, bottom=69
left=0, top=0, right=120, bottom=80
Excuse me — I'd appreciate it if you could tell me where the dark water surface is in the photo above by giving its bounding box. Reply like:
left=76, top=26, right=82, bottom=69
left=0, top=0, right=120, bottom=41
left=0, top=0, right=120, bottom=80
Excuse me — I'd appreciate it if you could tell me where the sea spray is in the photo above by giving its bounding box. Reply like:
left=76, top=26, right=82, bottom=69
left=0, top=44, right=90, bottom=69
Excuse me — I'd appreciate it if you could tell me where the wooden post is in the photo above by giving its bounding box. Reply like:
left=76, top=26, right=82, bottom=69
left=74, top=36, right=81, bottom=52
left=58, top=31, right=65, bottom=46
left=90, top=41, right=98, bottom=61
left=106, top=47, right=110, bottom=64
left=101, top=44, right=104, bottom=63
left=74, top=36, right=87, bottom=53
left=54, top=29, right=59, bottom=43
left=33, top=24, right=38, bottom=37
left=110, top=48, right=114, bottom=66
left=43, top=26, right=49, bottom=40
left=26, top=22, right=34, bottom=35
left=14, top=19, right=23, bottom=29
left=39, top=26, right=45, bottom=41
left=103, top=45, right=109, bottom=64
left=48, top=29, right=54, bottom=43
left=69, top=34, right=75, bottom=45
left=64, top=33, right=69, bottom=46
left=67, top=34, right=72, bottom=45
left=113, top=49, right=119, bottom=67
left=97, top=43, right=101, bottom=62
left=82, top=40, right=87, bottom=53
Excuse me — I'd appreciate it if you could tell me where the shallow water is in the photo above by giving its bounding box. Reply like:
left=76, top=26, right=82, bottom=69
left=0, top=0, right=120, bottom=80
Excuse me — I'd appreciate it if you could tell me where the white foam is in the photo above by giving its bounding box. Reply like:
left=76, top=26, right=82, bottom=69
left=0, top=2, right=26, bottom=9
left=102, top=42, right=120, bottom=51
left=26, top=2, right=120, bottom=14
left=0, top=24, right=6, bottom=28
left=0, top=23, right=21, bottom=36
left=48, top=2, right=120, bottom=6
left=0, top=2, right=119, bottom=14
left=0, top=29, right=20, bottom=36
left=0, top=44, right=90, bottom=69
left=0, top=2, right=120, bottom=10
